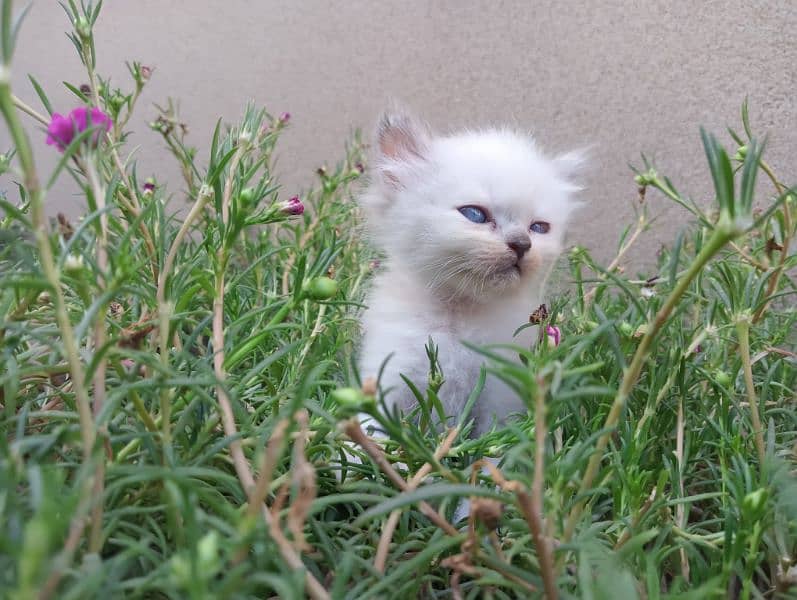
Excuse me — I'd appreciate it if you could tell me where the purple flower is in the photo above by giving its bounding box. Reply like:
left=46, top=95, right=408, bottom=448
left=46, top=106, right=112, bottom=152
left=142, top=179, right=156, bottom=195
left=279, top=195, right=304, bottom=216
left=545, top=325, right=561, bottom=347
left=279, top=112, right=291, bottom=124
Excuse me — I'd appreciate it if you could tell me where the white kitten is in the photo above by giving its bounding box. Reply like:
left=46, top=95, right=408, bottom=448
left=358, top=109, right=581, bottom=438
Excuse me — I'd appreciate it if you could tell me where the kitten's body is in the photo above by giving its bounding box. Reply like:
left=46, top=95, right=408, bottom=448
left=358, top=111, right=580, bottom=436
left=360, top=262, right=543, bottom=434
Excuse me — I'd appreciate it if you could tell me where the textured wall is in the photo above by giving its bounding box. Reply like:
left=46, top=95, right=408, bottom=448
left=4, top=1, right=796, bottom=267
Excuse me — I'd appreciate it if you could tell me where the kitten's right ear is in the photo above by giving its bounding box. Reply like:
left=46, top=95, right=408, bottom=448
left=375, top=109, right=431, bottom=187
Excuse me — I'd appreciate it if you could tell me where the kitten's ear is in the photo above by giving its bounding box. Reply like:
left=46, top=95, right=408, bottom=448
left=552, top=149, right=586, bottom=178
left=552, top=149, right=588, bottom=191
left=375, top=109, right=431, bottom=187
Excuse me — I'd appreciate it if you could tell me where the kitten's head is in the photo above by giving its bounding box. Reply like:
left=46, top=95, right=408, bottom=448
left=361, top=109, right=583, bottom=304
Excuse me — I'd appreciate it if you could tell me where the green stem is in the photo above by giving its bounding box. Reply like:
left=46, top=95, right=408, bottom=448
left=735, top=317, right=766, bottom=466
left=155, top=184, right=212, bottom=458
left=11, top=92, right=48, bottom=125
left=80, top=36, right=161, bottom=281
left=0, top=67, right=95, bottom=460
left=561, top=223, right=736, bottom=547
left=85, top=157, right=108, bottom=552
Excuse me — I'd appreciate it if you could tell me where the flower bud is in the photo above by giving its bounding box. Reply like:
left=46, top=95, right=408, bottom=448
left=196, top=531, right=220, bottom=575
left=742, top=488, right=768, bottom=521
left=618, top=321, right=634, bottom=337
left=361, top=377, right=377, bottom=396
left=331, top=386, right=376, bottom=415
left=170, top=555, right=190, bottom=586
left=199, top=184, right=213, bottom=201
left=64, top=254, right=85, bottom=273
left=733, top=145, right=748, bottom=161
left=714, top=370, right=732, bottom=387
left=279, top=195, right=304, bottom=216
left=303, top=276, right=338, bottom=300
left=239, top=186, right=256, bottom=206
left=75, top=17, right=91, bottom=41
left=142, top=178, right=156, bottom=196
left=238, top=129, right=252, bottom=145
left=545, top=324, right=561, bottom=347
left=109, top=93, right=126, bottom=113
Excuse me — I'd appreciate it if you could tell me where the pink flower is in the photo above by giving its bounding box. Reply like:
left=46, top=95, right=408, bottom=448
left=279, top=112, right=291, bottom=124
left=545, top=325, right=561, bottom=347
left=279, top=195, right=304, bottom=216
left=46, top=106, right=112, bottom=152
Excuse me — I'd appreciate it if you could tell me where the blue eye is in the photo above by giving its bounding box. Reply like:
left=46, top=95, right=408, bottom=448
left=458, top=206, right=488, bottom=223
left=530, top=221, right=550, bottom=234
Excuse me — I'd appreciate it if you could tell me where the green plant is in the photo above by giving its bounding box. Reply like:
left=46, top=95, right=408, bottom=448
left=1, top=2, right=795, bottom=598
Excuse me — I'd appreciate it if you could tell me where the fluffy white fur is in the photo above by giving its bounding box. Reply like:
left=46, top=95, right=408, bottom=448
left=358, top=110, right=581, bottom=436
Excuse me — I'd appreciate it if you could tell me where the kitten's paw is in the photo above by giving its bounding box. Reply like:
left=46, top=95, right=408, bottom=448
left=452, top=498, right=471, bottom=526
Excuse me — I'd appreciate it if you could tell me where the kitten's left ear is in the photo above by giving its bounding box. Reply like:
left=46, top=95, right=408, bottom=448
left=552, top=149, right=588, bottom=191
left=375, top=109, right=431, bottom=187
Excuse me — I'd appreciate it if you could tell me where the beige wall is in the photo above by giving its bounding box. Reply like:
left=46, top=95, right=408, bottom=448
left=4, top=1, right=796, bottom=267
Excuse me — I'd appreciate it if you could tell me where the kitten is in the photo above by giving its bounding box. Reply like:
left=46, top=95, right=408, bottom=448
left=357, top=108, right=582, bottom=440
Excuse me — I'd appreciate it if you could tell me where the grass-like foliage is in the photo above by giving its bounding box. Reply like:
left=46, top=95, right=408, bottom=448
left=1, top=2, right=796, bottom=598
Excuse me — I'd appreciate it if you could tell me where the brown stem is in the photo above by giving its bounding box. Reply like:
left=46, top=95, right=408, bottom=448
left=343, top=419, right=459, bottom=536
left=246, top=419, right=290, bottom=519
left=614, top=489, right=657, bottom=550
left=374, top=427, right=460, bottom=572
left=523, top=380, right=558, bottom=599
left=212, top=144, right=251, bottom=488
left=205, top=142, right=328, bottom=599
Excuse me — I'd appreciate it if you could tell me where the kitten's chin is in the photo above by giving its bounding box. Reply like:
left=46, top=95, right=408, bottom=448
left=434, top=266, right=525, bottom=304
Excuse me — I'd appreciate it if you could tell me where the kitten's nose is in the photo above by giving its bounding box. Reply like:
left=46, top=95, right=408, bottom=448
left=507, top=237, right=531, bottom=260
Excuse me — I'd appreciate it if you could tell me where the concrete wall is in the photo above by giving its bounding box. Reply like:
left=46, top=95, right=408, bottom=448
left=4, top=1, right=796, bottom=267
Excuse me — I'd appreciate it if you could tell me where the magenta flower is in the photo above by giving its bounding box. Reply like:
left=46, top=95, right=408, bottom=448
left=46, top=106, right=112, bottom=152
left=545, top=325, right=561, bottom=347
left=279, top=195, right=304, bottom=216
